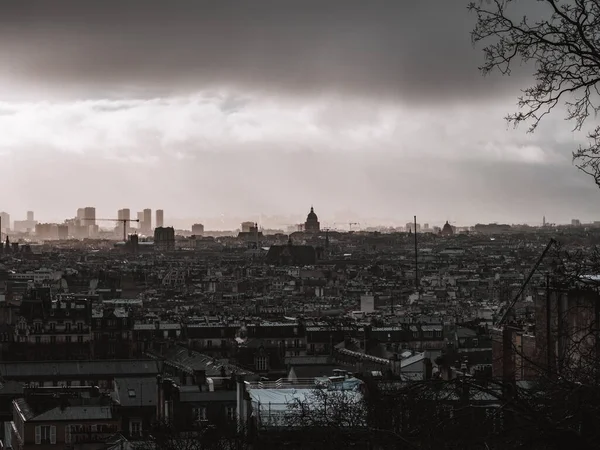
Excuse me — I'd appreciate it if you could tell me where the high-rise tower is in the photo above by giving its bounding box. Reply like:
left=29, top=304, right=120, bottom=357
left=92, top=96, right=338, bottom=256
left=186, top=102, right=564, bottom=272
left=143, top=209, right=152, bottom=233
left=156, top=209, right=164, bottom=228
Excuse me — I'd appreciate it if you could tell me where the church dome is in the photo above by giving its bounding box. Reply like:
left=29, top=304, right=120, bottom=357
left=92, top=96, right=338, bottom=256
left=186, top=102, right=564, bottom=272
left=441, top=221, right=454, bottom=236
left=306, top=207, right=318, bottom=222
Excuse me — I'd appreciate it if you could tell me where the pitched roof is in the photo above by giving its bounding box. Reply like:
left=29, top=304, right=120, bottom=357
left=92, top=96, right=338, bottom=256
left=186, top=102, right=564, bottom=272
left=0, top=360, right=161, bottom=379
left=31, top=405, right=113, bottom=422
left=113, top=377, right=157, bottom=408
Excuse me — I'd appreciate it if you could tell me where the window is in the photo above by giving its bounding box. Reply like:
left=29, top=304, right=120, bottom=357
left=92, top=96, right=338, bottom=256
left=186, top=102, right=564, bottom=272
left=130, top=420, right=142, bottom=437
left=226, top=406, right=236, bottom=421
left=35, top=336, right=41, bottom=344
left=35, top=425, right=56, bottom=444
left=66, top=336, right=72, bottom=343
left=473, top=338, right=479, bottom=347
left=50, top=336, right=56, bottom=344
left=65, top=424, right=71, bottom=444
left=65, top=323, right=71, bottom=332
left=49, top=323, right=56, bottom=332
left=77, top=323, right=83, bottom=332
left=77, top=336, right=84, bottom=344
left=294, top=339, right=300, bottom=348
left=255, top=356, right=268, bottom=371
left=34, top=323, right=42, bottom=332
left=193, top=407, right=207, bottom=421
left=206, top=340, right=212, bottom=348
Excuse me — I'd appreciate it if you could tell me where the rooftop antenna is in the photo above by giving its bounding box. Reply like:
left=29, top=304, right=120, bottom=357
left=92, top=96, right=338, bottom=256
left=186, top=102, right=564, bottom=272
left=414, top=215, right=418, bottom=292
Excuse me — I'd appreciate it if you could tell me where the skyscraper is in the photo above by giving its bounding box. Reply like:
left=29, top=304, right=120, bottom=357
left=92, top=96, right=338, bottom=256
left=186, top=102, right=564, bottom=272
left=137, top=211, right=145, bottom=233
left=84, top=207, right=96, bottom=225
left=143, top=209, right=152, bottom=233
left=117, top=208, right=132, bottom=238
left=26, top=211, right=34, bottom=222
left=156, top=209, right=164, bottom=228
left=0, top=212, right=10, bottom=232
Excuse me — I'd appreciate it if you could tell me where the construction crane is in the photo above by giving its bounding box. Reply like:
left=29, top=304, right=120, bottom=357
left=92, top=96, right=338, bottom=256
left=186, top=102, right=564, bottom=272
left=349, top=222, right=360, bottom=231
left=496, top=238, right=558, bottom=327
left=82, top=218, right=140, bottom=242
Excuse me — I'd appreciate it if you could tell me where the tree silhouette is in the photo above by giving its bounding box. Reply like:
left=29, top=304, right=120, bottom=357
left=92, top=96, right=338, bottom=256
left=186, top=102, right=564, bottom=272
left=469, top=0, right=600, bottom=185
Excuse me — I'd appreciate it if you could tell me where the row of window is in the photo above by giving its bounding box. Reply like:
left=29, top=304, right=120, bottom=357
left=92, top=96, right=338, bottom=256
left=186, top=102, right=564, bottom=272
left=192, top=406, right=236, bottom=422
left=32, top=335, right=86, bottom=344
left=25, top=322, right=85, bottom=332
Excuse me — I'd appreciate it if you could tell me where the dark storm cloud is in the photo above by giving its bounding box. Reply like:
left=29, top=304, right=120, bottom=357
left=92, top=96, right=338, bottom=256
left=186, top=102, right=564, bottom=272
left=0, top=0, right=534, bottom=101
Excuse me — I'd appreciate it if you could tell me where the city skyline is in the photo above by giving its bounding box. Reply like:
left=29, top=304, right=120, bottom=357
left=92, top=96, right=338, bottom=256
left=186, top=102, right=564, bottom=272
left=0, top=205, right=589, bottom=232
left=0, top=1, right=598, bottom=224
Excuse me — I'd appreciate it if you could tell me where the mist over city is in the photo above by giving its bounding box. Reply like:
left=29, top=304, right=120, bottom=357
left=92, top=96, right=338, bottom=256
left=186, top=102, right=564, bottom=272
left=0, top=1, right=598, bottom=225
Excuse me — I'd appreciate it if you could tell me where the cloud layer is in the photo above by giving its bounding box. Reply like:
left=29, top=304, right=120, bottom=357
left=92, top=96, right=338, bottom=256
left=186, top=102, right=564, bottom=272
left=0, top=0, right=534, bottom=102
left=0, top=91, right=595, bottom=226
left=0, top=1, right=597, bottom=227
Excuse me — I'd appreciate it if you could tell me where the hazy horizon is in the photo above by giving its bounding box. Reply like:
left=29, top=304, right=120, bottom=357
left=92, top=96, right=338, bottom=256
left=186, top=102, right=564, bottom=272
left=1, top=1, right=599, bottom=224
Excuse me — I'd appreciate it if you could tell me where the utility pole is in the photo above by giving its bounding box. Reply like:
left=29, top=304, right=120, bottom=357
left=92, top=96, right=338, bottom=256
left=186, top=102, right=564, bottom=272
left=414, top=215, right=418, bottom=291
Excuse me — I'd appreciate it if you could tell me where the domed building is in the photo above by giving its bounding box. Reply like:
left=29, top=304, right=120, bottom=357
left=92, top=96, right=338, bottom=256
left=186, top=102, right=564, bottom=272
left=441, top=221, right=454, bottom=237
left=304, top=206, right=320, bottom=233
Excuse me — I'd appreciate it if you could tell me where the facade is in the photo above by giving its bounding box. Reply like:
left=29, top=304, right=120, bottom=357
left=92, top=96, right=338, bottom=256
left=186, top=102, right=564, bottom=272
left=12, top=291, right=92, bottom=361
left=0, top=212, right=10, bottom=233
left=10, top=389, right=120, bottom=450
left=142, top=209, right=152, bottom=234
left=191, top=224, right=204, bottom=236
left=117, top=209, right=132, bottom=237
left=304, top=207, right=320, bottom=233
left=154, top=227, right=175, bottom=252
left=91, top=307, right=134, bottom=359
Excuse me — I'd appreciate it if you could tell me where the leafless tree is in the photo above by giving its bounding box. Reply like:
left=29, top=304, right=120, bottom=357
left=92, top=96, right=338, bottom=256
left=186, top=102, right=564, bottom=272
left=132, top=418, right=252, bottom=450
left=469, top=0, right=600, bottom=184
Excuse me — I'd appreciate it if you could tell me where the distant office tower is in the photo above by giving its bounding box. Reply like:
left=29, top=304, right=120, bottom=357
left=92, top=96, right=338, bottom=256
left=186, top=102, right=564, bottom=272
left=26, top=211, right=34, bottom=222
left=76, top=208, right=85, bottom=225
left=156, top=209, right=164, bottom=228
left=0, top=212, right=10, bottom=232
left=192, top=223, right=204, bottom=236
left=424, top=223, right=429, bottom=230
left=143, top=209, right=152, bottom=232
left=122, top=208, right=131, bottom=233
left=137, top=211, right=145, bottom=232
left=241, top=221, right=254, bottom=233
left=84, top=207, right=96, bottom=224
left=117, top=208, right=132, bottom=237
left=572, top=219, right=581, bottom=227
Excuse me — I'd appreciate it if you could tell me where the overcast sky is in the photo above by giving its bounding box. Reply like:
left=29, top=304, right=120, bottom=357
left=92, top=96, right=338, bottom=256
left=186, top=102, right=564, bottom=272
left=0, top=0, right=597, bottom=228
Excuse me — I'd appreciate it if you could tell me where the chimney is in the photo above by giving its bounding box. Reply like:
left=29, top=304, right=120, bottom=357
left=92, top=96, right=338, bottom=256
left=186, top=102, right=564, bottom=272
left=424, top=357, right=433, bottom=380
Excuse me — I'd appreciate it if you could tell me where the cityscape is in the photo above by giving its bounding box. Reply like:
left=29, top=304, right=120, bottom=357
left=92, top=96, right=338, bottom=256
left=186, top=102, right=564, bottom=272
left=2, top=1, right=600, bottom=450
